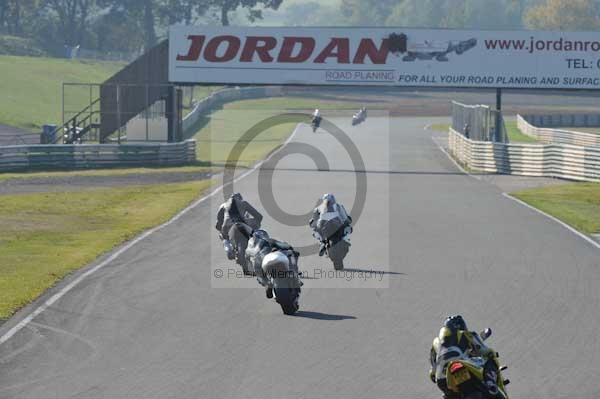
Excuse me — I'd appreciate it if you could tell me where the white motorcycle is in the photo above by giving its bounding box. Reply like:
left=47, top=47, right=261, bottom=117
left=352, top=108, right=367, bottom=126
left=246, top=231, right=302, bottom=315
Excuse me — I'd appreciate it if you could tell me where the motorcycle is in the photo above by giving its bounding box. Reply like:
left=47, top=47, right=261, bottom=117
left=445, top=329, right=510, bottom=399
left=228, top=222, right=254, bottom=275
left=264, top=250, right=302, bottom=315
left=312, top=224, right=352, bottom=271
left=246, top=235, right=302, bottom=315
left=311, top=115, right=322, bottom=132
left=325, top=228, right=351, bottom=270
left=351, top=109, right=367, bottom=126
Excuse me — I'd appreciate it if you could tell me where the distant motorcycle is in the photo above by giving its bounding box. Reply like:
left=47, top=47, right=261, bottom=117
left=311, top=115, right=322, bottom=132
left=246, top=234, right=302, bottom=315
left=445, top=329, right=510, bottom=399
left=352, top=108, right=367, bottom=126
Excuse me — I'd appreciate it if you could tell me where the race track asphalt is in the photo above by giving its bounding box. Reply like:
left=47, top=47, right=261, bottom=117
left=1, top=116, right=599, bottom=399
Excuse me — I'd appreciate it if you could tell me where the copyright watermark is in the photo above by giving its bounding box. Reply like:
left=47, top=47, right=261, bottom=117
left=212, top=266, right=386, bottom=283
left=209, top=108, right=392, bottom=288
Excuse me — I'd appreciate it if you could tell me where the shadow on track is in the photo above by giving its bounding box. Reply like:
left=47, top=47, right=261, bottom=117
left=343, top=268, right=406, bottom=276
left=257, top=167, right=478, bottom=176
left=294, top=311, right=356, bottom=321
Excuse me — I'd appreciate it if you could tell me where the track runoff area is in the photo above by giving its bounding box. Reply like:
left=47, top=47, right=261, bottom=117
left=2, top=26, right=600, bottom=399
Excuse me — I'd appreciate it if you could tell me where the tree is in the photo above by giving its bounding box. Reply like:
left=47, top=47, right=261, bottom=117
left=93, top=8, right=144, bottom=52
left=98, top=0, right=160, bottom=51
left=386, top=0, right=446, bottom=27
left=461, top=0, right=524, bottom=29
left=524, top=0, right=600, bottom=30
left=158, top=0, right=210, bottom=26
left=340, top=0, right=397, bottom=26
left=209, top=0, right=283, bottom=26
left=45, top=0, right=96, bottom=46
left=385, top=0, right=528, bottom=29
left=0, top=0, right=38, bottom=35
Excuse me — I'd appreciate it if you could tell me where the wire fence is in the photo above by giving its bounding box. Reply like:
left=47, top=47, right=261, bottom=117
left=451, top=101, right=507, bottom=143
left=64, top=46, right=141, bottom=63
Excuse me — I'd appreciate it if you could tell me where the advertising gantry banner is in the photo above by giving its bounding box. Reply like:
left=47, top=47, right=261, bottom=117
left=169, top=26, right=600, bottom=89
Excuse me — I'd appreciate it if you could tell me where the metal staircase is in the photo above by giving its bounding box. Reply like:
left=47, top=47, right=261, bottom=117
left=50, top=98, right=100, bottom=144
left=49, top=40, right=180, bottom=144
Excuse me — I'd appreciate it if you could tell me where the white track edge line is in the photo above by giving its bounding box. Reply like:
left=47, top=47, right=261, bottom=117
left=502, top=192, right=600, bottom=250
left=0, top=124, right=302, bottom=346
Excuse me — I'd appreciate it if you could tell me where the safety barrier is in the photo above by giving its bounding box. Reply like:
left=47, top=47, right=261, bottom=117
left=517, top=115, right=600, bottom=147
left=182, top=86, right=284, bottom=134
left=0, top=140, right=196, bottom=171
left=448, top=128, right=600, bottom=182
left=522, top=113, right=600, bottom=128
left=0, top=86, right=278, bottom=171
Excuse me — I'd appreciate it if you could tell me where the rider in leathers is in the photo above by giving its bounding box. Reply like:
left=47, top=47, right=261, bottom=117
left=215, top=193, right=263, bottom=259
left=309, top=193, right=352, bottom=256
left=245, top=229, right=301, bottom=298
left=429, top=315, right=500, bottom=398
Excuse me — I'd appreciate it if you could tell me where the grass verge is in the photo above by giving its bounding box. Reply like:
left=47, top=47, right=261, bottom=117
left=0, top=165, right=212, bottom=183
left=192, top=104, right=301, bottom=167
left=0, top=55, right=122, bottom=132
left=512, top=183, right=600, bottom=235
left=429, top=123, right=450, bottom=132
left=426, top=121, right=538, bottom=144
left=225, top=96, right=379, bottom=111
left=505, top=121, right=538, bottom=143
left=0, top=179, right=213, bottom=320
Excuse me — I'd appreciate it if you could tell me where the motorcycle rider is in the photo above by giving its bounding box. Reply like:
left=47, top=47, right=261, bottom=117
left=429, top=315, right=501, bottom=398
left=245, top=229, right=301, bottom=298
left=215, top=193, right=263, bottom=260
left=311, top=108, right=322, bottom=128
left=309, top=193, right=352, bottom=257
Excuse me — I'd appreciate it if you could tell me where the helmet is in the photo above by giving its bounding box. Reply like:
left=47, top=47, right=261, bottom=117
left=253, top=229, right=269, bottom=240
left=231, top=192, right=242, bottom=201
left=322, top=193, right=336, bottom=203
left=444, top=315, right=467, bottom=332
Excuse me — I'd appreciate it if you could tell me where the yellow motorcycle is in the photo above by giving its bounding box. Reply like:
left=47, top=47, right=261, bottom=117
left=445, top=329, right=510, bottom=399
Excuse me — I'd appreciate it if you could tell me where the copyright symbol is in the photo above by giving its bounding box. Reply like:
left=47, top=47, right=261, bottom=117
left=214, top=269, right=223, bottom=278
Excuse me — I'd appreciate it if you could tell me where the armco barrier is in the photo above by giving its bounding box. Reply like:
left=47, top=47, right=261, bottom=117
left=0, top=140, right=196, bottom=171
left=449, top=128, right=600, bottom=182
left=517, top=115, right=600, bottom=147
left=523, top=113, right=600, bottom=128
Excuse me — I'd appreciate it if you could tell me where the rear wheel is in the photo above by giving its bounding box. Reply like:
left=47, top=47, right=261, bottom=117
left=333, top=259, right=344, bottom=270
left=274, top=287, right=300, bottom=315
left=328, top=236, right=349, bottom=271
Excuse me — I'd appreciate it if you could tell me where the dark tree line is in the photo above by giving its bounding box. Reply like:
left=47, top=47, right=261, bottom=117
left=0, top=0, right=597, bottom=57
left=0, top=0, right=283, bottom=56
